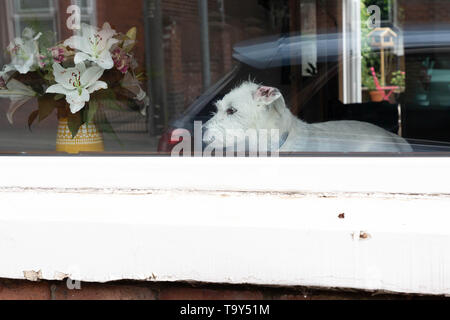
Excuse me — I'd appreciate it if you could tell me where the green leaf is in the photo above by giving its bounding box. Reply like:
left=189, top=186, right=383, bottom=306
left=28, top=110, right=39, bottom=131
left=67, top=112, right=83, bottom=138
left=44, top=72, right=55, bottom=83
left=97, top=89, right=124, bottom=111
left=126, top=27, right=137, bottom=41
left=38, top=95, right=56, bottom=122
left=122, top=43, right=136, bottom=53
left=95, top=108, right=122, bottom=145
left=54, top=94, right=65, bottom=101
left=86, top=99, right=99, bottom=124
left=38, top=31, right=57, bottom=53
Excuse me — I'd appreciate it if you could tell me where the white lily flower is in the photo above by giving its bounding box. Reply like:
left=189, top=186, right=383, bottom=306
left=46, top=62, right=107, bottom=114
left=0, top=79, right=37, bottom=124
left=64, top=23, right=119, bottom=70
left=5, top=28, right=42, bottom=74
left=0, top=78, right=37, bottom=99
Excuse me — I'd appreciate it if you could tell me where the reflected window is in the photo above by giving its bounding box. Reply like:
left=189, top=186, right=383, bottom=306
left=11, top=0, right=57, bottom=36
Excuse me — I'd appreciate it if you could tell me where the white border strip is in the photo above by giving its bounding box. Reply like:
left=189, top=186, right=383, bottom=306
left=0, top=157, right=450, bottom=295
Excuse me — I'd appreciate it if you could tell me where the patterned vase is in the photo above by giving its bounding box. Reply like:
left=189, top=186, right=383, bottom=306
left=56, top=118, right=104, bottom=154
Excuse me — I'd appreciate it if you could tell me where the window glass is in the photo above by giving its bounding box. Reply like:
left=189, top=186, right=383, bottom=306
left=17, top=19, right=55, bottom=36
left=1, top=0, right=450, bottom=155
left=17, top=0, right=52, bottom=11
left=12, top=0, right=56, bottom=37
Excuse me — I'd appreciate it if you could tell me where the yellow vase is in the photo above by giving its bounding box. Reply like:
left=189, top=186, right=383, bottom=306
left=56, top=118, right=104, bottom=154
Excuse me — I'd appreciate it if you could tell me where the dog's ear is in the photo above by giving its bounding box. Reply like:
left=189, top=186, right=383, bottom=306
left=253, top=86, right=282, bottom=106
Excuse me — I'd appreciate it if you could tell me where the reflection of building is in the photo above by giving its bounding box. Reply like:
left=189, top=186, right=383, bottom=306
left=0, top=0, right=341, bottom=132
left=397, top=0, right=450, bottom=27
left=3, top=0, right=448, bottom=135
left=0, top=0, right=97, bottom=73
left=2, top=0, right=96, bottom=40
left=395, top=0, right=450, bottom=142
left=154, top=0, right=342, bottom=128
left=0, top=1, right=366, bottom=130
left=2, top=0, right=450, bottom=151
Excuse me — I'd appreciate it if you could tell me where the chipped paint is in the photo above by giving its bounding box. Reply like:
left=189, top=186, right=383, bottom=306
left=359, top=231, right=372, bottom=240
left=23, top=270, right=42, bottom=282
left=54, top=271, right=70, bottom=281
left=0, top=189, right=448, bottom=295
left=0, top=186, right=449, bottom=201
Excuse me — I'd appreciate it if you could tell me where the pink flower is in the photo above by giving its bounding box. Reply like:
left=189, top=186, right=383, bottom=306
left=49, top=46, right=66, bottom=63
left=38, top=54, right=47, bottom=68
left=112, top=47, right=131, bottom=74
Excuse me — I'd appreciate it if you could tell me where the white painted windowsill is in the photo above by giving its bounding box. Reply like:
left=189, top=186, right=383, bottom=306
left=0, top=156, right=449, bottom=296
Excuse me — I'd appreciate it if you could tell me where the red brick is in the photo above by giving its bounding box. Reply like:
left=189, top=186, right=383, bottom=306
left=51, top=282, right=157, bottom=300
left=277, top=294, right=310, bottom=300
left=0, top=278, right=442, bottom=300
left=158, top=287, right=265, bottom=300
left=0, top=279, right=51, bottom=300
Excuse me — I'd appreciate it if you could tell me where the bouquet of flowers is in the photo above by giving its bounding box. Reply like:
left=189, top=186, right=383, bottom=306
left=0, top=23, right=148, bottom=140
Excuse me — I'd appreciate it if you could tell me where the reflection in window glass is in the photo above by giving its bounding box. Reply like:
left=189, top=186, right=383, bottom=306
left=17, top=0, right=51, bottom=11
left=0, top=0, right=450, bottom=155
left=12, top=0, right=57, bottom=38
left=17, top=19, right=55, bottom=37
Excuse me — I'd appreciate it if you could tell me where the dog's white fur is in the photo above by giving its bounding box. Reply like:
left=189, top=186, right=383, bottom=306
left=203, top=82, right=412, bottom=152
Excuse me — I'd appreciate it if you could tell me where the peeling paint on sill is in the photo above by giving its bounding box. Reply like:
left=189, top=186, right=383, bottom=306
left=54, top=272, right=70, bottom=281
left=23, top=270, right=42, bottom=282
left=1, top=186, right=450, bottom=201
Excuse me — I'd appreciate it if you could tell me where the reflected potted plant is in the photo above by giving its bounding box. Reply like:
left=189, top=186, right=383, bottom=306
left=389, top=70, right=406, bottom=104
left=0, top=23, right=148, bottom=154
left=362, top=70, right=384, bottom=102
left=390, top=71, right=405, bottom=92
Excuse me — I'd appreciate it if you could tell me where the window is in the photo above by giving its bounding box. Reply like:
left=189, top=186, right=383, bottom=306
left=1, top=0, right=450, bottom=155
left=10, top=0, right=58, bottom=37
left=5, top=0, right=97, bottom=41
left=73, top=0, right=97, bottom=25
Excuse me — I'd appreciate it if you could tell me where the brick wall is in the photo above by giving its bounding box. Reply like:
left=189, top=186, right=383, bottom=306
left=95, top=0, right=147, bottom=70
left=164, top=21, right=185, bottom=117
left=0, top=278, right=441, bottom=300
left=93, top=0, right=265, bottom=120
left=159, top=0, right=269, bottom=119
left=56, top=0, right=73, bottom=41
left=397, top=0, right=450, bottom=26
left=44, top=0, right=341, bottom=121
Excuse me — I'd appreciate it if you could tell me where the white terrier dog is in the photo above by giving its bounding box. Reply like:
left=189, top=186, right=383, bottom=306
left=203, top=82, right=412, bottom=153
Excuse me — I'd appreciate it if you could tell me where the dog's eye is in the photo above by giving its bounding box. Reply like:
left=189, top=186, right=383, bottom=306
left=226, top=107, right=237, bottom=115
